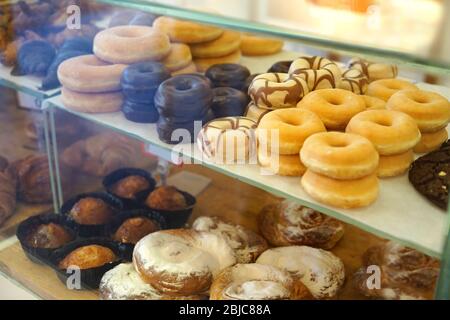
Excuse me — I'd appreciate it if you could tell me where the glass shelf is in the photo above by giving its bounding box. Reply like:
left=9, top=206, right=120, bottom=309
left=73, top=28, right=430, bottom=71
left=98, top=0, right=450, bottom=75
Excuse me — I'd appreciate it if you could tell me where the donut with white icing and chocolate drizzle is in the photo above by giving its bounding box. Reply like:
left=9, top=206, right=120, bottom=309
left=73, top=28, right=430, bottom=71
left=197, top=117, right=257, bottom=164
left=339, top=69, right=369, bottom=94
left=349, top=58, right=398, bottom=82
left=244, top=102, right=273, bottom=124
left=288, top=56, right=341, bottom=91
left=248, top=73, right=309, bottom=109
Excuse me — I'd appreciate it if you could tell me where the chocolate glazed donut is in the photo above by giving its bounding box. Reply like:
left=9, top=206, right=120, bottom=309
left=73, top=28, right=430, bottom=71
left=122, top=100, right=160, bottom=123
left=268, top=60, right=293, bottom=73
left=205, top=63, right=250, bottom=91
left=211, top=87, right=248, bottom=118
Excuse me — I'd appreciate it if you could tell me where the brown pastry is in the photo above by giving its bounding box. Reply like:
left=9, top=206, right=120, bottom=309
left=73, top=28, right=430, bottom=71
left=111, top=175, right=150, bottom=199
left=47, top=24, right=99, bottom=47
left=258, top=200, right=344, bottom=249
left=69, top=197, right=114, bottom=225
left=59, top=245, right=117, bottom=270
left=26, top=223, right=74, bottom=249
left=145, top=186, right=187, bottom=210
left=0, top=168, right=16, bottom=226
left=353, top=241, right=440, bottom=300
left=113, top=217, right=159, bottom=244
left=0, top=37, right=22, bottom=66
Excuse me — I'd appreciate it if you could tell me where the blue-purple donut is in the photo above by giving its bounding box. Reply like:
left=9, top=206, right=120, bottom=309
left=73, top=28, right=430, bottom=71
left=205, top=63, right=250, bottom=90
left=211, top=87, right=248, bottom=118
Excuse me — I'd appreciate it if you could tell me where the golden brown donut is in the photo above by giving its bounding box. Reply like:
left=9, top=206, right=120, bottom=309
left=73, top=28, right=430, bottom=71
left=362, top=95, right=386, bottom=110
left=161, top=43, right=192, bottom=72
left=194, top=50, right=241, bottom=72
left=257, top=149, right=306, bottom=177
left=190, top=30, right=241, bottom=58
left=366, top=79, right=418, bottom=101
left=240, top=34, right=283, bottom=56
left=413, top=128, right=448, bottom=154
left=171, top=62, right=197, bottom=76
left=377, top=150, right=414, bottom=178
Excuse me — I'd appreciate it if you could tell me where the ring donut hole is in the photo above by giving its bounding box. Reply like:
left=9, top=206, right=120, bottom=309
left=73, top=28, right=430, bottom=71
left=410, top=92, right=431, bottom=104
left=326, top=96, right=345, bottom=106
left=372, top=115, right=393, bottom=127
left=175, top=79, right=193, bottom=91
left=327, top=136, right=351, bottom=148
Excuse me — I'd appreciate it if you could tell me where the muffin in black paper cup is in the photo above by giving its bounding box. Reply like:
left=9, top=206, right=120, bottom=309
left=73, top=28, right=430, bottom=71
left=16, top=214, right=77, bottom=265
left=102, top=168, right=156, bottom=209
left=50, top=238, right=127, bottom=290
left=61, top=192, right=124, bottom=238
left=144, top=188, right=196, bottom=228
left=107, top=209, right=167, bottom=260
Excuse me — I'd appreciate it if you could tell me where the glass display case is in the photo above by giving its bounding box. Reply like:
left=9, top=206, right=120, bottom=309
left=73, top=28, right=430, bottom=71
left=0, top=0, right=449, bottom=300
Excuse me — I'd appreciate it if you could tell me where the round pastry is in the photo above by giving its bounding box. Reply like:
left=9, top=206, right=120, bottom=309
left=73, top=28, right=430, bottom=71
left=153, top=16, right=223, bottom=43
left=14, top=40, right=56, bottom=76
left=59, top=37, right=93, bottom=54
left=349, top=58, right=398, bottom=82
left=346, top=110, right=421, bottom=155
left=300, top=132, right=379, bottom=180
left=256, top=246, right=345, bottom=299
left=289, top=56, right=342, bottom=90
left=297, top=89, right=365, bottom=130
left=133, top=229, right=237, bottom=295
left=257, top=200, right=344, bottom=249
left=59, top=245, right=117, bottom=270
left=100, top=263, right=205, bottom=300
left=353, top=241, right=439, bottom=300
left=210, top=263, right=312, bottom=300
left=121, top=62, right=171, bottom=103
left=257, top=149, right=306, bottom=177
left=268, top=60, right=293, bottom=73
left=244, top=102, right=272, bottom=123
left=111, top=175, right=151, bottom=200
left=242, top=73, right=260, bottom=94
left=61, top=87, right=123, bottom=113
left=194, top=50, right=242, bottom=72
left=339, top=68, right=369, bottom=94
left=240, top=35, right=283, bottom=56
left=301, top=170, right=379, bottom=209
left=192, top=216, right=268, bottom=263
left=113, top=217, right=160, bottom=244
left=257, top=108, right=326, bottom=155
left=362, top=95, right=386, bottom=110
left=249, top=73, right=309, bottom=109
left=69, top=197, right=114, bottom=225
left=122, top=101, right=160, bottom=123
left=161, top=43, right=192, bottom=72
left=145, top=186, right=187, bottom=211
left=205, top=63, right=250, bottom=90
left=171, top=62, right=197, bottom=76
left=197, top=117, right=257, bottom=164
left=413, top=129, right=448, bottom=154
left=93, top=26, right=171, bottom=64
left=366, top=79, right=418, bottom=101
left=190, top=30, right=241, bottom=58
left=26, top=223, right=74, bottom=249
left=57, top=55, right=127, bottom=93
left=211, top=87, right=248, bottom=118
left=378, top=150, right=414, bottom=178
left=386, top=89, right=450, bottom=133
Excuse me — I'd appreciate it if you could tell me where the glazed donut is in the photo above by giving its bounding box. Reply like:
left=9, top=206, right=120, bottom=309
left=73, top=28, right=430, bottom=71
left=362, top=95, right=386, bottom=110
left=289, top=56, right=341, bottom=90
left=153, top=16, right=223, bottom=44
left=256, top=246, right=345, bottom=299
left=386, top=89, right=450, bottom=133
left=367, top=79, right=418, bottom=101
left=413, top=129, right=448, bottom=154
left=197, top=117, right=257, bottom=164
left=61, top=87, right=123, bottom=113
left=192, top=216, right=268, bottom=264
left=210, top=263, right=312, bottom=300
left=121, top=62, right=171, bottom=103
left=244, top=102, right=272, bottom=123
left=349, top=58, right=398, bottom=82
left=346, top=110, right=421, bottom=155
left=339, top=69, right=369, bottom=94
left=268, top=61, right=293, bottom=73
left=257, top=108, right=326, bottom=155
left=58, top=55, right=127, bottom=93
left=161, top=43, right=192, bottom=72
left=93, top=26, right=171, bottom=64
left=249, top=73, right=309, bottom=109
left=297, top=89, right=365, bottom=130
left=190, top=30, right=241, bottom=58
left=378, top=150, right=414, bottom=178
left=205, top=63, right=250, bottom=90
left=257, top=200, right=344, bottom=249
left=194, top=50, right=242, bottom=72
left=171, top=62, right=197, bottom=76
left=258, top=148, right=307, bottom=177
left=211, top=87, right=248, bottom=118
left=300, top=132, right=379, bottom=180
left=301, top=170, right=379, bottom=209
left=240, top=34, right=284, bottom=56
left=133, top=229, right=236, bottom=296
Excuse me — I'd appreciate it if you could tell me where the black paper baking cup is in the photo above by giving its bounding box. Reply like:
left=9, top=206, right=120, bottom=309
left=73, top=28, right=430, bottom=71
left=102, top=168, right=156, bottom=209
left=16, top=214, right=77, bottom=265
left=144, top=189, right=196, bottom=228
left=50, top=238, right=127, bottom=290
left=107, top=209, right=167, bottom=260
left=61, top=192, right=124, bottom=238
